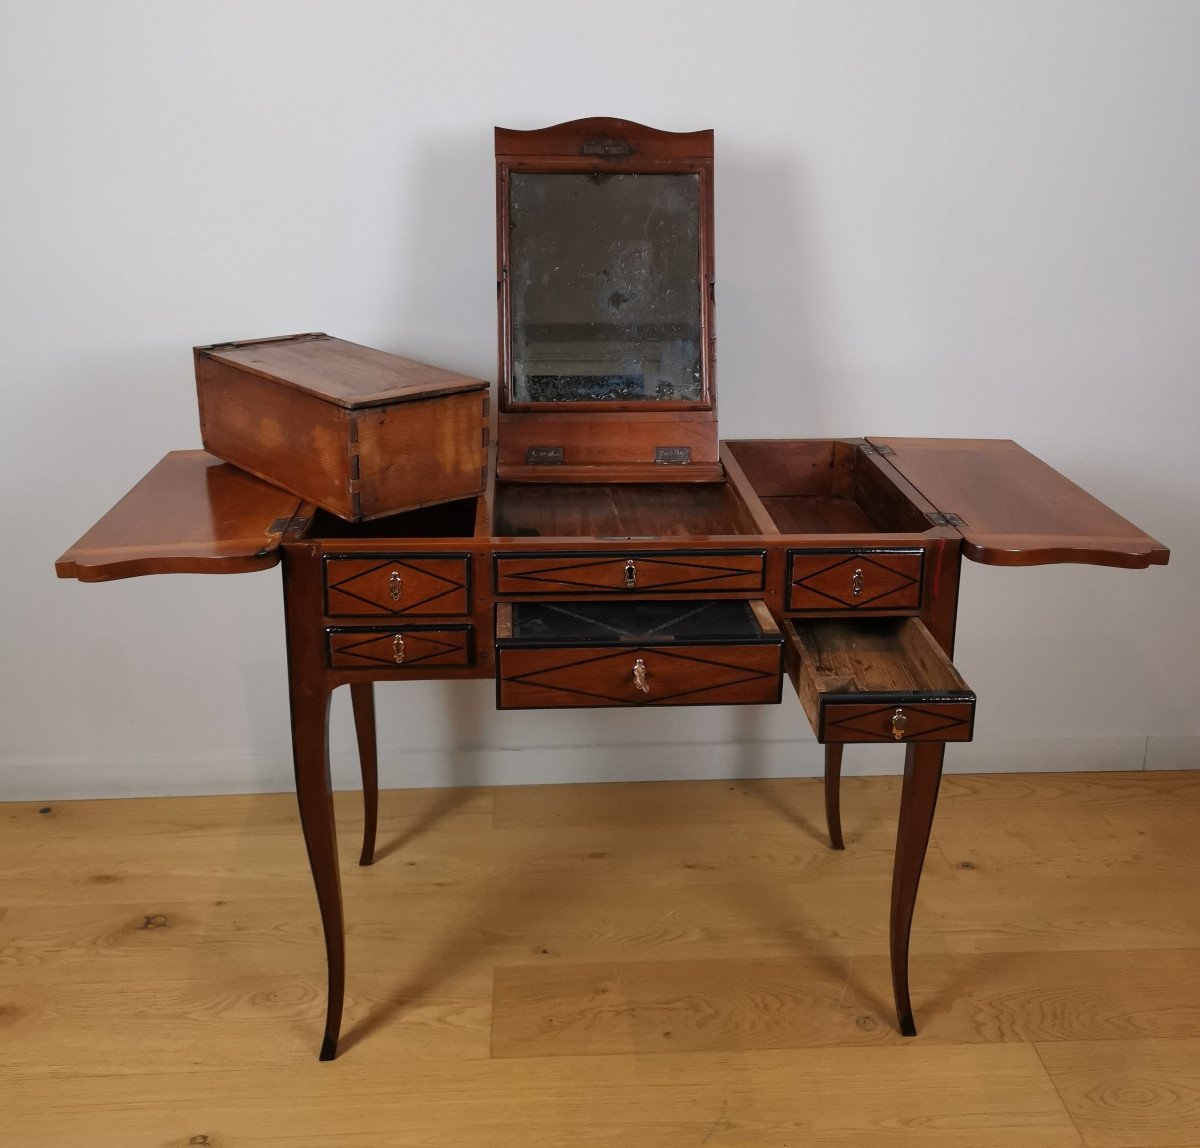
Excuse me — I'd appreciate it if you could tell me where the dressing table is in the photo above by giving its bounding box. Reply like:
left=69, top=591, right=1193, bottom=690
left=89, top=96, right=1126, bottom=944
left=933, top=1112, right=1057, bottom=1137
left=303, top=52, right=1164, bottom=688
left=56, top=119, right=1169, bottom=1061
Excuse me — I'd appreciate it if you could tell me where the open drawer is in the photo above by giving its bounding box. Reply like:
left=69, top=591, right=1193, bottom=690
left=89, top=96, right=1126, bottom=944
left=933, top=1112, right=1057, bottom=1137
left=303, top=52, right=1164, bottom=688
left=495, top=600, right=783, bottom=709
left=785, top=617, right=975, bottom=743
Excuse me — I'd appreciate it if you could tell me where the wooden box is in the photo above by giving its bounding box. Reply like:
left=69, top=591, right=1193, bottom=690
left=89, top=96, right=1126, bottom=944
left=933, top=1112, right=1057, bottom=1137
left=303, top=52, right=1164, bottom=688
left=195, top=332, right=489, bottom=521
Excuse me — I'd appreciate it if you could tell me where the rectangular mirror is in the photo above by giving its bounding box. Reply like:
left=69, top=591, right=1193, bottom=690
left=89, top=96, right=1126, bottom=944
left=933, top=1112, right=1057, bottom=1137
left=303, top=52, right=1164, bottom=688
left=509, top=171, right=703, bottom=405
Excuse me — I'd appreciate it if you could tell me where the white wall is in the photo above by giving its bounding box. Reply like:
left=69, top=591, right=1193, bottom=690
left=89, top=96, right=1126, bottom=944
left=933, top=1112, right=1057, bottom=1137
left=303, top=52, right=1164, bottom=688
left=3, top=1, right=1196, bottom=800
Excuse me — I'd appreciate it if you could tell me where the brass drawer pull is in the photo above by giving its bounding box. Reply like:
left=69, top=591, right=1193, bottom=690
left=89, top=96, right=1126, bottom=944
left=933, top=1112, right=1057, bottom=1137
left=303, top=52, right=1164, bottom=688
left=632, top=657, right=649, bottom=693
left=388, top=570, right=403, bottom=601
left=624, top=560, right=637, bottom=589
left=851, top=567, right=865, bottom=597
left=892, top=708, right=907, bottom=740
left=392, top=634, right=406, bottom=664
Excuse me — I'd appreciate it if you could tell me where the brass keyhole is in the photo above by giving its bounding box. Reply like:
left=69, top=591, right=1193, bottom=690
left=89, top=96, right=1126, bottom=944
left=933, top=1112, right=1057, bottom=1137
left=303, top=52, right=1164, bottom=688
left=632, top=657, right=649, bottom=693
left=388, top=570, right=403, bottom=602
left=392, top=634, right=406, bottom=664
left=851, top=567, right=865, bottom=597
left=624, top=560, right=637, bottom=589
left=891, top=708, right=907, bottom=740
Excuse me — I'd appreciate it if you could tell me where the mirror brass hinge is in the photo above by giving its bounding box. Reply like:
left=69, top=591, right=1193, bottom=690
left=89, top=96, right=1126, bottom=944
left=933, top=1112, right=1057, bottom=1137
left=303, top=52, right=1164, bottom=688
left=927, top=510, right=966, bottom=527
left=526, top=446, right=564, bottom=465
left=267, top=515, right=309, bottom=535
left=655, top=447, right=691, bottom=465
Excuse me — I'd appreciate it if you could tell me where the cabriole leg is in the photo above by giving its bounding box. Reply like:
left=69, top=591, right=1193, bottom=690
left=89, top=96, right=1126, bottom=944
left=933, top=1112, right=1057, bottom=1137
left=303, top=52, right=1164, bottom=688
left=350, top=681, right=379, bottom=867
left=889, top=741, right=945, bottom=1037
left=290, top=685, right=345, bottom=1060
left=823, top=742, right=845, bottom=850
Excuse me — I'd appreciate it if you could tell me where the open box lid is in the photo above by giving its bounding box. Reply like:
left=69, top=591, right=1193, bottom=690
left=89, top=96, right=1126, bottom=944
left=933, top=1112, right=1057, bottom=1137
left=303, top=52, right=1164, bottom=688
left=56, top=451, right=304, bottom=582
left=195, top=333, right=487, bottom=409
left=870, top=437, right=1169, bottom=568
left=495, top=118, right=720, bottom=482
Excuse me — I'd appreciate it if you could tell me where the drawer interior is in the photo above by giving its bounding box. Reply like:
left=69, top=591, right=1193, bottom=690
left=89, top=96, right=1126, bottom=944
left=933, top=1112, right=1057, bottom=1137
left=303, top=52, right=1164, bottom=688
left=498, top=599, right=779, bottom=646
left=788, top=617, right=969, bottom=695
left=726, top=439, right=934, bottom=535
left=786, top=617, right=974, bottom=742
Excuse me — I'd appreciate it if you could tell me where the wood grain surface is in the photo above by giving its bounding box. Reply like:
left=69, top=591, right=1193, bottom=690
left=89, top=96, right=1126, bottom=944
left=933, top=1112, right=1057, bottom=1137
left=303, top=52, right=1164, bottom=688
left=54, top=451, right=302, bottom=581
left=872, top=438, right=1170, bottom=568
left=4, top=771, right=1199, bottom=1145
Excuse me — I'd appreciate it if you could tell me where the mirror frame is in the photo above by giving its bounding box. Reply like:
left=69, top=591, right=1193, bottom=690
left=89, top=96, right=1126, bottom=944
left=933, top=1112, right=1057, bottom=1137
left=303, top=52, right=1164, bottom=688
left=496, top=119, right=715, bottom=416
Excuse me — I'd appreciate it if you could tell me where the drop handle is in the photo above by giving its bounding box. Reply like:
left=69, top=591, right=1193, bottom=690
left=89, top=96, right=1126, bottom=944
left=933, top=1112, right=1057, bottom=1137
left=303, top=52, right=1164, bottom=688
left=891, top=708, right=907, bottom=740
left=392, top=634, right=406, bottom=664
left=624, top=560, right=637, bottom=589
left=851, top=567, right=865, bottom=597
left=388, top=570, right=403, bottom=601
left=632, top=657, right=650, bottom=694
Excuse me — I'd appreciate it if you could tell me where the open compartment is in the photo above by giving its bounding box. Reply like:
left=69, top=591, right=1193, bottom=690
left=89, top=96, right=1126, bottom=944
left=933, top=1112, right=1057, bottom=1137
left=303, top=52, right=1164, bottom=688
left=725, top=439, right=935, bottom=535
left=492, top=481, right=759, bottom=539
left=309, top=497, right=480, bottom=540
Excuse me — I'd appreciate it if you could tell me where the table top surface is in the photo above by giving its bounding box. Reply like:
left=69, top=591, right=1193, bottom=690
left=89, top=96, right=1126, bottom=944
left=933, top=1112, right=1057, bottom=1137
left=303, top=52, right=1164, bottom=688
left=55, top=439, right=1169, bottom=583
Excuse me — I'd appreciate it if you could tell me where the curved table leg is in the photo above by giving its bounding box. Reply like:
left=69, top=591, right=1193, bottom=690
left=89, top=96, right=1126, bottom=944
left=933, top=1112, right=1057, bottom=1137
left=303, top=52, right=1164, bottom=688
left=290, top=684, right=344, bottom=1061
left=350, top=682, right=379, bottom=867
left=824, top=743, right=845, bottom=850
left=890, top=741, right=945, bottom=1037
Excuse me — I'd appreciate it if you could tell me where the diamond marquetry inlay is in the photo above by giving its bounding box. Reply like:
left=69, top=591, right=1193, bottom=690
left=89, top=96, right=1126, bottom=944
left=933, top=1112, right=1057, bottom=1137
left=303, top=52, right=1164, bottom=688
left=788, top=550, right=923, bottom=611
left=324, top=556, right=470, bottom=616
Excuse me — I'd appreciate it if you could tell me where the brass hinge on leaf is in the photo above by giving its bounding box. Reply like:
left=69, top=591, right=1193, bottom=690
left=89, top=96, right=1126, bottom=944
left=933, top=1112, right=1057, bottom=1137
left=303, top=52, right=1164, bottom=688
left=862, top=442, right=895, bottom=456
left=927, top=511, right=967, bottom=528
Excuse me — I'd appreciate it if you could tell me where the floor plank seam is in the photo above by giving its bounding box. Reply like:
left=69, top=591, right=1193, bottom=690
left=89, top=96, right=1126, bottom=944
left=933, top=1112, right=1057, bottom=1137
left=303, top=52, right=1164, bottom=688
left=1033, top=1034, right=1092, bottom=1147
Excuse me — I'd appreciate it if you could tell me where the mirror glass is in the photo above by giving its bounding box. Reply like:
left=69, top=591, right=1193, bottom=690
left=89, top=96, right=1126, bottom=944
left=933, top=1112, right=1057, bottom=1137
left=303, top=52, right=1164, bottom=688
left=509, top=172, right=702, bottom=404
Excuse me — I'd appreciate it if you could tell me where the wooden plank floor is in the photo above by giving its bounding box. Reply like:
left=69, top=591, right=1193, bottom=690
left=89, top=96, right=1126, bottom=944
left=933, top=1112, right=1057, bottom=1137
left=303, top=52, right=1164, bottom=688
left=3, top=771, right=1200, bottom=1146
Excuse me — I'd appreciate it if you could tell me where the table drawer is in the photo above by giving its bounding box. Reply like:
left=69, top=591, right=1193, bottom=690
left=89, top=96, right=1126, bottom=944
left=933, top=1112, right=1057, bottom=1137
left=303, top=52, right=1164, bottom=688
left=495, top=550, right=765, bottom=596
left=787, top=548, right=923, bottom=612
left=496, top=600, right=782, bottom=709
left=785, top=617, right=974, bottom=743
left=324, top=554, right=470, bottom=616
left=327, top=625, right=474, bottom=670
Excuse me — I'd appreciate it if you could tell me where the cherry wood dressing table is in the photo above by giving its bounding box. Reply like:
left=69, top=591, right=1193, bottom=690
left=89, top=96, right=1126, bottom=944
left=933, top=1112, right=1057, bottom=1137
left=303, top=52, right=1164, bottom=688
left=57, top=120, right=1168, bottom=1061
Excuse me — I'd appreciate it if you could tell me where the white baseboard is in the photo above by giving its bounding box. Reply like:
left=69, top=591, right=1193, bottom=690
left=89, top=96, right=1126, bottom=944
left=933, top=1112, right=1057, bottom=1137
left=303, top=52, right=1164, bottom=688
left=3, top=733, right=1194, bottom=801
left=1144, top=734, right=1200, bottom=771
